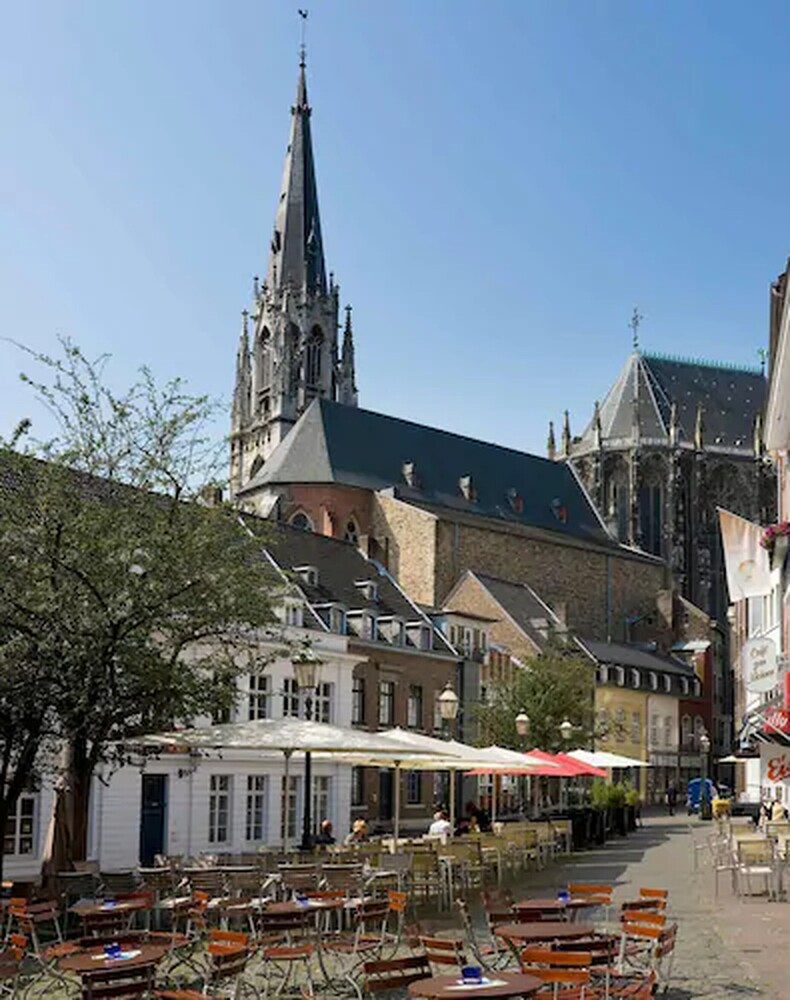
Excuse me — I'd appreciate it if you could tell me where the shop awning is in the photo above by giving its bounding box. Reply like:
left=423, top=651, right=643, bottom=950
left=569, top=748, right=652, bottom=769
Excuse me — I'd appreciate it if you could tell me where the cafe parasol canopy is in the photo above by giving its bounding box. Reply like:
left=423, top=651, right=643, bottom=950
left=568, top=748, right=652, bottom=769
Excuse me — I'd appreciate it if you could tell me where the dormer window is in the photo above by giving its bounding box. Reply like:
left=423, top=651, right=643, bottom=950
left=330, top=606, right=346, bottom=634
left=403, top=461, right=418, bottom=488
left=459, top=475, right=476, bottom=502
left=507, top=488, right=524, bottom=514
left=293, top=565, right=318, bottom=587
left=355, top=579, right=378, bottom=603
left=599, top=665, right=609, bottom=683
left=284, top=603, right=303, bottom=628
left=631, top=669, right=640, bottom=689
left=663, top=675, right=672, bottom=693
left=406, top=622, right=433, bottom=651
left=379, top=616, right=405, bottom=646
left=693, top=679, right=701, bottom=697
left=649, top=671, right=658, bottom=691
left=348, top=610, right=377, bottom=641
left=681, top=677, right=690, bottom=696
left=615, top=666, right=625, bottom=686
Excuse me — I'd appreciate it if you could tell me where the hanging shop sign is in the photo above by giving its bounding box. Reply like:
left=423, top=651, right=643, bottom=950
left=761, top=742, right=790, bottom=785
left=763, top=706, right=790, bottom=736
left=742, top=637, right=778, bottom=694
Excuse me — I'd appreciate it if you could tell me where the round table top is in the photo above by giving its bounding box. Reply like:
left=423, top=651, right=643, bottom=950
left=513, top=898, right=590, bottom=913
left=407, top=972, right=543, bottom=999
left=69, top=898, right=149, bottom=917
left=495, top=921, right=595, bottom=943
left=59, top=942, right=168, bottom=974
left=266, top=898, right=345, bottom=914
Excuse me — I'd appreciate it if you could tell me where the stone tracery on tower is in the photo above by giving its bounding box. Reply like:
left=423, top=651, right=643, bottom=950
left=230, top=53, right=357, bottom=497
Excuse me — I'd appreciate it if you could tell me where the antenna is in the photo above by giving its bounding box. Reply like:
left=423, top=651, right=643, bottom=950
left=758, top=347, right=768, bottom=375
left=629, top=306, right=644, bottom=351
left=298, top=9, right=308, bottom=67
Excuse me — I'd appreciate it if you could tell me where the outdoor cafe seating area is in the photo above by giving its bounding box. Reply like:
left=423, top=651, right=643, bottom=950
left=0, top=823, right=679, bottom=998
left=699, top=812, right=790, bottom=901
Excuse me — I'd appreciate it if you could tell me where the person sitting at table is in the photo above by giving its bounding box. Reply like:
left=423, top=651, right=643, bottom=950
left=428, top=810, right=453, bottom=838
left=344, top=817, right=369, bottom=845
left=466, top=801, right=491, bottom=833
left=315, top=819, right=335, bottom=845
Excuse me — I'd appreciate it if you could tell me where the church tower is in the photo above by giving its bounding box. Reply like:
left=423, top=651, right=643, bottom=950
left=230, top=52, right=357, bottom=496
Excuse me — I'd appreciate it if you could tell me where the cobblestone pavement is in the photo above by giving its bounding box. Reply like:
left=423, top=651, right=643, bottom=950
left=426, top=814, right=769, bottom=998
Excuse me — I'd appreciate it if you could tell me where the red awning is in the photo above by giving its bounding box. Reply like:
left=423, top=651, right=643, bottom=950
left=466, top=747, right=605, bottom=778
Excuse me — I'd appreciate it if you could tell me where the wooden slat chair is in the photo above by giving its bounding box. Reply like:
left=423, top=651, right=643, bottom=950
left=6, top=898, right=62, bottom=952
left=358, top=954, right=431, bottom=996
left=637, top=888, right=667, bottom=909
left=323, top=898, right=391, bottom=975
left=79, top=960, right=157, bottom=1000
left=409, top=853, right=445, bottom=907
left=618, top=910, right=666, bottom=971
left=455, top=899, right=508, bottom=972
left=418, top=935, right=467, bottom=976
left=0, top=934, right=27, bottom=998
left=551, top=820, right=573, bottom=855
left=520, top=946, right=593, bottom=999
left=256, top=907, right=315, bottom=996
left=80, top=908, right=133, bottom=940
left=99, top=872, right=139, bottom=898
left=567, top=883, right=613, bottom=923
left=279, top=864, right=320, bottom=898
left=321, top=864, right=364, bottom=898
left=185, top=869, right=225, bottom=898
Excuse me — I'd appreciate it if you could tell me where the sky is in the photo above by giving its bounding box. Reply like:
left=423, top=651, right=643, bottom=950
left=1, top=1, right=789, bottom=459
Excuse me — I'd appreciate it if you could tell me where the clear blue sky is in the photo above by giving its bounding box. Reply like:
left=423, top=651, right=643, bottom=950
left=1, top=1, right=788, bottom=458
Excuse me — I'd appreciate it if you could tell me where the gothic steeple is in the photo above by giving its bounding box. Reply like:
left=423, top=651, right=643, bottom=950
left=267, top=53, right=327, bottom=296
left=230, top=51, right=359, bottom=498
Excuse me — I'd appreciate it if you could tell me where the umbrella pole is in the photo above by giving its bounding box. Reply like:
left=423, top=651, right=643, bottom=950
left=283, top=750, right=292, bottom=854
left=394, top=762, right=401, bottom=844
left=450, top=770, right=456, bottom=833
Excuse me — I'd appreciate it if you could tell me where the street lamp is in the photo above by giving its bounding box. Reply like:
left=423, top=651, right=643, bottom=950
left=699, top=729, right=711, bottom=820
left=438, top=682, right=459, bottom=732
left=559, top=718, right=574, bottom=743
left=293, top=647, right=323, bottom=852
left=515, top=711, right=531, bottom=739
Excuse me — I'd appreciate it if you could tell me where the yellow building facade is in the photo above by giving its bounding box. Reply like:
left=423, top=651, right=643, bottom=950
left=594, top=685, right=649, bottom=797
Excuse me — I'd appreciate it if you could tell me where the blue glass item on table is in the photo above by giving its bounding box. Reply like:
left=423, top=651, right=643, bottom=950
left=461, top=966, right=483, bottom=983
left=104, top=943, right=121, bottom=958
left=557, top=890, right=571, bottom=903
left=295, top=893, right=309, bottom=908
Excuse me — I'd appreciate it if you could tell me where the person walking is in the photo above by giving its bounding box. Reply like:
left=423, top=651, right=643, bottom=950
left=666, top=782, right=677, bottom=816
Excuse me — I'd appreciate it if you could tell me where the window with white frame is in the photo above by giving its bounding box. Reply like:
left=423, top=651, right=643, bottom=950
left=649, top=714, right=659, bottom=748
left=649, top=672, right=658, bottom=691
left=4, top=789, right=35, bottom=856
left=312, top=776, right=331, bottom=831
left=631, top=669, right=640, bottom=689
left=352, top=676, right=366, bottom=725
left=280, top=775, right=300, bottom=842
left=283, top=677, right=300, bottom=718
left=615, top=708, right=626, bottom=742
left=329, top=607, right=346, bottom=634
left=694, top=715, right=706, bottom=746
left=693, top=679, right=701, bottom=697
left=663, top=675, right=671, bottom=693
left=245, top=775, right=266, bottom=841
left=248, top=674, right=269, bottom=720
left=407, top=685, right=423, bottom=729
left=681, top=677, right=689, bottom=696
left=315, top=682, right=332, bottom=724
left=631, top=712, right=641, bottom=743
left=615, top=667, right=625, bottom=686
left=663, top=716, right=673, bottom=748
left=285, top=604, right=304, bottom=628
left=598, top=707, right=609, bottom=739
left=406, top=771, right=422, bottom=804
left=361, top=614, right=376, bottom=641
left=681, top=715, right=693, bottom=747
left=209, top=775, right=231, bottom=844
left=379, top=681, right=395, bottom=726
left=351, top=767, right=364, bottom=807
left=599, top=665, right=609, bottom=683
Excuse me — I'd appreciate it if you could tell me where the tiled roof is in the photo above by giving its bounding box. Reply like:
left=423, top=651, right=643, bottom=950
left=242, top=398, right=615, bottom=548
left=573, top=351, right=765, bottom=455
left=580, top=638, right=696, bottom=678
left=463, top=573, right=565, bottom=649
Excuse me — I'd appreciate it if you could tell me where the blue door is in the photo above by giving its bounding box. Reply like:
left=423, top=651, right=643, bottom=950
left=139, top=775, right=167, bottom=865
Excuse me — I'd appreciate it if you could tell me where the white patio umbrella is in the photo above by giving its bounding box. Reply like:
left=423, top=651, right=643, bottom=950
left=568, top=748, right=652, bottom=769
left=135, top=718, right=446, bottom=850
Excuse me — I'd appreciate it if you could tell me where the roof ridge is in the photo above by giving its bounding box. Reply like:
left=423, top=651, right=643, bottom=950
left=642, top=351, right=763, bottom=375
left=317, top=398, right=558, bottom=467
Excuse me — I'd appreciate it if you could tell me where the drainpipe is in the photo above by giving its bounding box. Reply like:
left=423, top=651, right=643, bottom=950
left=606, top=555, right=613, bottom=642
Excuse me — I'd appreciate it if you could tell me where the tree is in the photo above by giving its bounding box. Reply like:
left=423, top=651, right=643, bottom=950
left=475, top=642, right=597, bottom=752
left=0, top=340, right=278, bottom=876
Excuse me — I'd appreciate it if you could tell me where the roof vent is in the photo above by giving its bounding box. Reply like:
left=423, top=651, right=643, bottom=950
left=459, top=475, right=476, bottom=502
left=402, top=461, right=419, bottom=488
left=354, top=579, right=378, bottom=603
left=506, top=488, right=524, bottom=514
left=293, top=565, right=319, bottom=587
left=551, top=498, right=568, bottom=523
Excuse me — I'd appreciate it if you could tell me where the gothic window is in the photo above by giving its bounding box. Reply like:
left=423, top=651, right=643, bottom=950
left=249, top=454, right=264, bottom=479
left=306, top=327, right=323, bottom=387
left=259, top=328, right=272, bottom=388
left=344, top=518, right=360, bottom=545
left=638, top=457, right=666, bottom=557
left=289, top=511, right=314, bottom=532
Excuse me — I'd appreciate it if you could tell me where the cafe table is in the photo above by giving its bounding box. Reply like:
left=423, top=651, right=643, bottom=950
left=59, top=941, right=169, bottom=975
left=495, top=922, right=595, bottom=945
left=407, top=971, right=543, bottom=999
left=69, top=898, right=149, bottom=919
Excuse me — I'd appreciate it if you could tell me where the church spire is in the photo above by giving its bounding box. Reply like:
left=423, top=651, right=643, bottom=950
left=547, top=421, right=557, bottom=460
left=266, top=53, right=326, bottom=295
left=339, top=304, right=358, bottom=406
left=561, top=410, right=572, bottom=456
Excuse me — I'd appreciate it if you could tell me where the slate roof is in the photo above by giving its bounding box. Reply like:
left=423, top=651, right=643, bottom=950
left=579, top=638, right=697, bottom=678
left=263, top=522, right=449, bottom=653
left=241, top=398, right=616, bottom=548
left=572, top=351, right=765, bottom=456
left=465, top=573, right=565, bottom=649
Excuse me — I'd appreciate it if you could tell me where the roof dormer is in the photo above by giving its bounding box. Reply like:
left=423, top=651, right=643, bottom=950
left=459, top=475, right=476, bottom=502
left=293, top=565, right=319, bottom=587
left=354, top=579, right=378, bottom=603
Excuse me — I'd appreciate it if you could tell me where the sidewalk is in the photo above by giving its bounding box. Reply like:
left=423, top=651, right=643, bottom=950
left=425, top=814, right=767, bottom=998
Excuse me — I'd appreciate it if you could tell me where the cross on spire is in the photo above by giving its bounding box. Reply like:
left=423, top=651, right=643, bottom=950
left=629, top=307, right=643, bottom=351
left=298, top=9, right=308, bottom=67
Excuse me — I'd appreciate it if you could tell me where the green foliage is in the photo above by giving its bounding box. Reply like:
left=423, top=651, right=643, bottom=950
left=589, top=778, right=610, bottom=810
left=475, top=641, right=596, bottom=752
left=0, top=338, right=281, bottom=866
left=624, top=785, right=640, bottom=807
